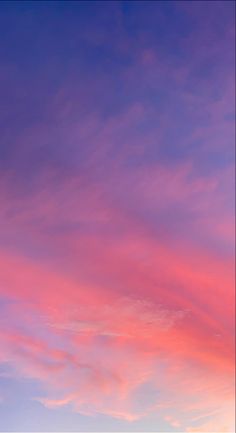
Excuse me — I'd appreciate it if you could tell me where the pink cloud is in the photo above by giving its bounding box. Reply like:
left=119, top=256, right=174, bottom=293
left=0, top=99, right=234, bottom=430
left=0, top=2, right=234, bottom=431
left=0, top=228, right=234, bottom=427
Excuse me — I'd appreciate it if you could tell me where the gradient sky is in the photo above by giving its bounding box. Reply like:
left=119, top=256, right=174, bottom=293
left=0, top=1, right=235, bottom=432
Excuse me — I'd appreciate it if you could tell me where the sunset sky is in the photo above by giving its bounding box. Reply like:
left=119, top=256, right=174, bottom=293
left=0, top=1, right=235, bottom=432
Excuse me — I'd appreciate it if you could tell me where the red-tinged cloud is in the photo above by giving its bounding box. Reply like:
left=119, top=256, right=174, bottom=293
left=0, top=151, right=234, bottom=430
left=0, top=15, right=235, bottom=428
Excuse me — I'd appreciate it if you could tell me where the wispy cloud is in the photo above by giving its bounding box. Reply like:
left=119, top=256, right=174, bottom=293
left=0, top=1, right=234, bottom=431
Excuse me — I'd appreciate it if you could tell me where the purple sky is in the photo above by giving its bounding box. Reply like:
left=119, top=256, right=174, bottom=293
left=0, top=1, right=235, bottom=432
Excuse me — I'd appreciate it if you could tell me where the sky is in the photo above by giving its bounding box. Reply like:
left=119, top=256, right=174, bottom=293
left=0, top=1, right=235, bottom=432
